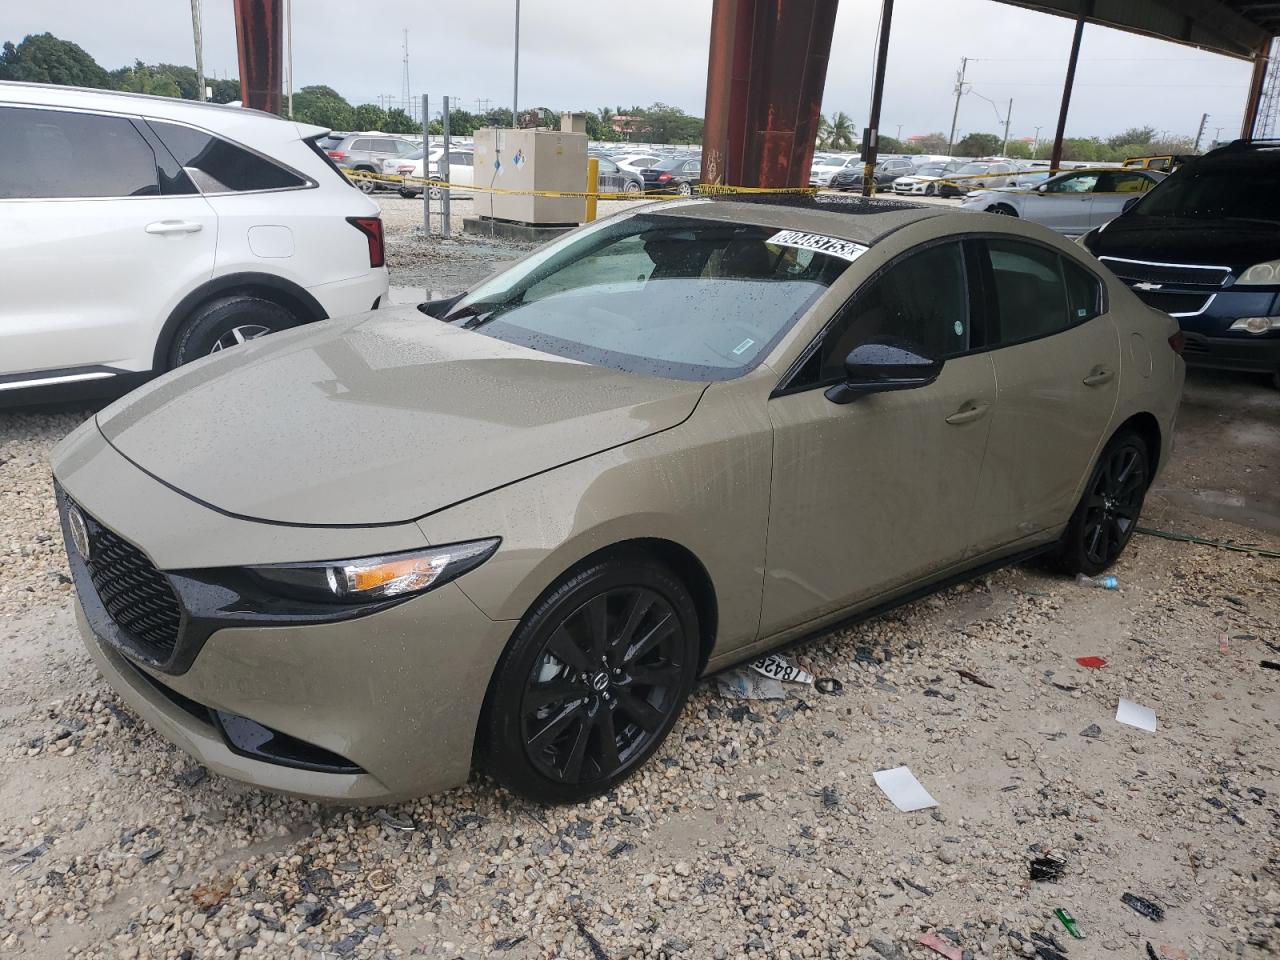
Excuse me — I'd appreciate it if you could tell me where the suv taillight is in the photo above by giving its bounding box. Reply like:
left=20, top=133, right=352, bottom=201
left=327, top=150, right=346, bottom=160
left=347, top=217, right=385, bottom=269
left=1168, top=330, right=1186, bottom=355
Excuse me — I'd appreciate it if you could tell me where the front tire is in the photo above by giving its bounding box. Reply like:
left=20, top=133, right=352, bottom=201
left=624, top=180, right=641, bottom=195
left=988, top=203, right=1018, bottom=216
left=924, top=183, right=937, bottom=196
left=481, top=553, right=700, bottom=804
left=167, top=295, right=300, bottom=369
left=1054, top=431, right=1150, bottom=575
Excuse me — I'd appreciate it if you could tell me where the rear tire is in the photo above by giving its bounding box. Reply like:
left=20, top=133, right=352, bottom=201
left=167, top=295, right=300, bottom=369
left=481, top=553, right=700, bottom=804
left=1053, top=430, right=1150, bottom=576
left=677, top=181, right=693, bottom=197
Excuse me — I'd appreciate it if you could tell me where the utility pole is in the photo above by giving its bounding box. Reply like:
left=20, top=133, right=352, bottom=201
left=285, top=0, right=293, bottom=118
left=895, top=123, right=902, bottom=140
left=1001, top=98, right=1012, bottom=156
left=1193, top=112, right=1209, bottom=151
left=861, top=0, right=895, bottom=197
left=512, top=0, right=521, bottom=128
left=402, top=29, right=411, bottom=116
left=189, top=0, right=205, bottom=101
left=947, top=57, right=968, bottom=153
left=1033, top=125, right=1042, bottom=158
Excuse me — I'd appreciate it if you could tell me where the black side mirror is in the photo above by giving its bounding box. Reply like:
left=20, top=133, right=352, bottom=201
left=825, top=342, right=942, bottom=404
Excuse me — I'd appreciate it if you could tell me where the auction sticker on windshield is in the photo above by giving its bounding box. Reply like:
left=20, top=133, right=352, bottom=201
left=768, top=230, right=868, bottom=262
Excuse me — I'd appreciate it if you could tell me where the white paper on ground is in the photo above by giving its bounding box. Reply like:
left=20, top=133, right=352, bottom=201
left=1116, top=697, right=1158, bottom=732
left=873, top=766, right=938, bottom=812
left=751, top=653, right=814, bottom=685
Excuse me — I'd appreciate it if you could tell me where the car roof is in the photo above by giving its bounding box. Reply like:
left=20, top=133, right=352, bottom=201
left=657, top=194, right=945, bottom=246
left=0, top=80, right=328, bottom=142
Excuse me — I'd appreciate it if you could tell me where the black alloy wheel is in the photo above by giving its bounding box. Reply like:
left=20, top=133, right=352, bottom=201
left=482, top=555, right=699, bottom=803
left=1056, top=431, right=1149, bottom=575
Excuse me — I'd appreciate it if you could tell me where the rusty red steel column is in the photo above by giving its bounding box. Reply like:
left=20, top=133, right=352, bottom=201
left=233, top=0, right=283, bottom=114
left=1241, top=41, right=1270, bottom=139
left=702, top=0, right=840, bottom=189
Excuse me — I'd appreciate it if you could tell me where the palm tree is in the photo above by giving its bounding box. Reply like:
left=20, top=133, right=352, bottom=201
left=829, top=111, right=856, bottom=150
left=816, top=114, right=834, bottom=150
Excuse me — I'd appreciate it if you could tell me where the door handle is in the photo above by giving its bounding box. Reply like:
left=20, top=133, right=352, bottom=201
left=1082, top=366, right=1115, bottom=387
left=945, top=401, right=990, bottom=425
left=145, top=220, right=203, bottom=235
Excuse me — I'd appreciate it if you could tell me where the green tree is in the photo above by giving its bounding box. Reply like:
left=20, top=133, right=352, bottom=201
left=209, top=78, right=240, bottom=103
left=904, top=132, right=949, bottom=154
left=0, top=33, right=111, bottom=87
left=816, top=114, right=834, bottom=149
left=151, top=63, right=199, bottom=99
left=110, top=61, right=182, bottom=98
left=383, top=108, right=419, bottom=134
left=1004, top=139, right=1032, bottom=160
left=826, top=112, right=856, bottom=150
left=630, top=102, right=703, bottom=144
left=1107, top=126, right=1156, bottom=149
left=291, top=84, right=355, bottom=129
left=877, top=135, right=904, bottom=154
left=956, top=131, right=1002, bottom=157
left=353, top=103, right=388, bottom=131
left=1059, top=137, right=1104, bottom=162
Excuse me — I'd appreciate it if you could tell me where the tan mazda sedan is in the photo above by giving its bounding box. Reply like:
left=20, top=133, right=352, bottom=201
left=52, top=196, right=1184, bottom=803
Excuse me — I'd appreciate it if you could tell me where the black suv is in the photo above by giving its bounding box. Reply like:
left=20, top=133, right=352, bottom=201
left=1082, top=140, right=1280, bottom=387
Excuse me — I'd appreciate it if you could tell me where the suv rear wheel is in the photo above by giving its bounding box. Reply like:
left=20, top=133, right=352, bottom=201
left=168, top=295, right=300, bottom=369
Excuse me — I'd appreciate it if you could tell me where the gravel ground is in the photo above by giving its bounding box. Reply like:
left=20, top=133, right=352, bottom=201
left=0, top=204, right=1277, bottom=960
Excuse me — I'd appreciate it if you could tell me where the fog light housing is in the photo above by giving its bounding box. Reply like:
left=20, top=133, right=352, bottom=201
left=1228, top=316, right=1280, bottom=334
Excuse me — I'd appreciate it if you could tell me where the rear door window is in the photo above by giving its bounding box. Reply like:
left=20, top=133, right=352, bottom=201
left=982, top=239, right=1075, bottom=344
left=149, top=120, right=308, bottom=193
left=0, top=106, right=160, bottom=199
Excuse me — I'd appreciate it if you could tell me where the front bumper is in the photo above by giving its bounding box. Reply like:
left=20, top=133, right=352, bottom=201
left=1127, top=286, right=1280, bottom=374
left=53, top=424, right=516, bottom=802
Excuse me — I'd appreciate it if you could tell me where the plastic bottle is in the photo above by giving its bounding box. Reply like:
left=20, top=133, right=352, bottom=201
left=1075, top=573, right=1118, bottom=590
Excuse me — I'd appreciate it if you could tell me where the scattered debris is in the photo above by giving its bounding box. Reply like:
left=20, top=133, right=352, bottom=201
left=1116, top=698, right=1158, bottom=733
left=956, top=668, right=995, bottom=689
left=923, top=687, right=956, bottom=702
left=751, top=653, right=813, bottom=684
left=575, top=915, right=611, bottom=960
left=1261, top=660, right=1280, bottom=672
left=1121, top=892, right=1166, bottom=922
left=606, top=841, right=634, bottom=858
left=191, top=876, right=234, bottom=911
left=374, top=809, right=415, bottom=831
left=716, top=669, right=786, bottom=701
left=1079, top=723, right=1102, bottom=739
left=1054, top=908, right=1082, bottom=939
left=821, top=785, right=839, bottom=808
left=1218, top=632, right=1230, bottom=654
left=873, top=766, right=937, bottom=812
left=814, top=676, right=843, bottom=695
left=1075, top=656, right=1108, bottom=669
left=494, top=934, right=528, bottom=951
left=1029, top=854, right=1067, bottom=881
left=900, top=877, right=933, bottom=897
left=869, top=938, right=908, bottom=960
left=1075, top=573, right=1118, bottom=590
left=917, top=932, right=963, bottom=959
left=367, top=868, right=393, bottom=892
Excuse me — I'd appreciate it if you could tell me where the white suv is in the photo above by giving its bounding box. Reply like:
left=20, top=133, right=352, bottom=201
left=0, top=82, right=390, bottom=403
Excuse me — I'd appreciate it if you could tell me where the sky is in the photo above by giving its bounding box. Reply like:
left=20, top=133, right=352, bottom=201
left=6, top=0, right=1258, bottom=144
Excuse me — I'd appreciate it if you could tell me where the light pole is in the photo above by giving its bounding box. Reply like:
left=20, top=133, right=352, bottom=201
left=512, top=0, right=520, bottom=128
left=1033, top=125, right=1042, bottom=158
left=189, top=0, right=205, bottom=101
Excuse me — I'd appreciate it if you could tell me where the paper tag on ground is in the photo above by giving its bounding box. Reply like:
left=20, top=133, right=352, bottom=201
left=767, top=229, right=868, bottom=263
left=1116, top=698, right=1157, bottom=732
left=751, top=653, right=813, bottom=684
left=873, top=766, right=938, bottom=812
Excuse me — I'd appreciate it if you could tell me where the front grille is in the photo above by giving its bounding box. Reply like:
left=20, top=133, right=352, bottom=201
left=80, top=511, right=181, bottom=660
left=1099, top=257, right=1231, bottom=290
left=1133, top=289, right=1212, bottom=316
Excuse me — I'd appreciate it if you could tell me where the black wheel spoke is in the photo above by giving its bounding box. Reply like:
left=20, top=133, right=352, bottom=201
left=546, top=626, right=590, bottom=674
left=594, top=707, right=621, bottom=771
left=615, top=690, right=665, bottom=733
left=623, top=612, right=674, bottom=665
left=584, top=595, right=609, bottom=662
left=560, top=714, right=592, bottom=782
left=611, top=593, right=654, bottom=664
left=626, top=662, right=681, bottom=688
left=525, top=678, right=586, bottom=712
left=528, top=701, right=583, bottom=754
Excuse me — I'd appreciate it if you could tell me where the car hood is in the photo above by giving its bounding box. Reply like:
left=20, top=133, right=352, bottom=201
left=97, top=308, right=706, bottom=527
left=1088, top=214, right=1280, bottom=270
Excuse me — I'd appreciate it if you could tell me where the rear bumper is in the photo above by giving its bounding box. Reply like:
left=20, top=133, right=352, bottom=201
left=307, top=269, right=390, bottom=321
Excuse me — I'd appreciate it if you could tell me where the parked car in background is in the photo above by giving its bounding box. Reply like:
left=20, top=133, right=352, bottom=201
left=1012, top=170, right=1053, bottom=189
left=1084, top=140, right=1280, bottom=387
left=810, top=154, right=860, bottom=186
left=892, top=161, right=962, bottom=196
left=52, top=196, right=1182, bottom=803
left=938, top=160, right=1018, bottom=197
left=829, top=158, right=913, bottom=192
left=398, top=148, right=476, bottom=199
left=386, top=146, right=444, bottom=197
left=0, top=81, right=388, bottom=404
left=325, top=133, right=421, bottom=193
left=594, top=156, right=644, bottom=194
left=638, top=155, right=701, bottom=195
left=961, top=169, right=1165, bottom=233
left=1122, top=154, right=1194, bottom=173
left=612, top=153, right=662, bottom=174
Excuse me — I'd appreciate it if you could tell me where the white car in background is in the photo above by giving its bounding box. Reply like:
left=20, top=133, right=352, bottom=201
left=892, top=160, right=962, bottom=196
left=960, top=167, right=1166, bottom=233
left=396, top=148, right=476, bottom=200
left=810, top=153, right=860, bottom=186
left=0, top=81, right=389, bottom=404
left=612, top=153, right=661, bottom=174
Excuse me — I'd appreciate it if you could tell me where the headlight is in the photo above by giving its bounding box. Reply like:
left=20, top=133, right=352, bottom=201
left=1229, top=316, right=1280, bottom=334
left=1236, top=259, right=1280, bottom=285
left=248, top=539, right=499, bottom=604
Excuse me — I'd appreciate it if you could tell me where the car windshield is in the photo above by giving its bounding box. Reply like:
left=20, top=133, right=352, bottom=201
left=1130, top=165, right=1280, bottom=223
left=654, top=156, right=691, bottom=170
left=438, top=212, right=856, bottom=381
left=955, top=162, right=990, bottom=175
left=916, top=164, right=947, bottom=176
